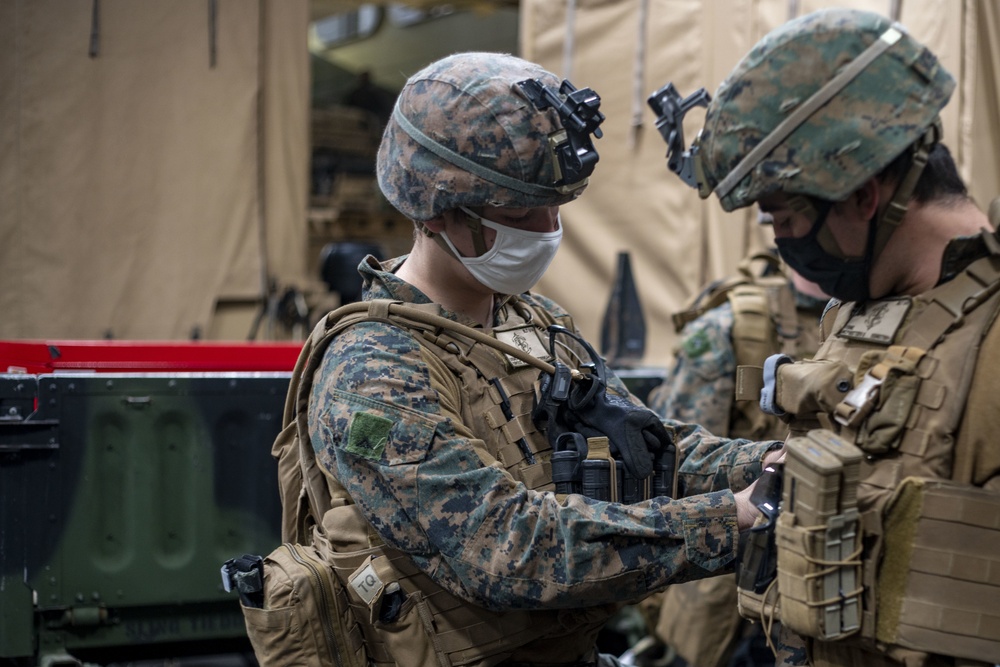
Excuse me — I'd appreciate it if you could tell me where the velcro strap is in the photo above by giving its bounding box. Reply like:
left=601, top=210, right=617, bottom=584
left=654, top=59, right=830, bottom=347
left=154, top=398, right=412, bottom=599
left=497, top=442, right=525, bottom=467
left=501, top=418, right=529, bottom=443
left=735, top=365, right=764, bottom=402
left=521, top=460, right=552, bottom=490
left=367, top=299, right=393, bottom=320
left=483, top=404, right=504, bottom=429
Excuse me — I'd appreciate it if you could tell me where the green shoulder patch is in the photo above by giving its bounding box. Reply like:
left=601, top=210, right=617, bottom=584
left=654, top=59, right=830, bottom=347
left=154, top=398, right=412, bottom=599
left=681, top=330, right=711, bottom=358
left=345, top=411, right=394, bottom=460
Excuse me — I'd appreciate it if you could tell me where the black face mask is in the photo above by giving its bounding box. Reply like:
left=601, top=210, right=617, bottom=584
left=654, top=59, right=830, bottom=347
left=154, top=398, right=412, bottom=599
left=774, top=204, right=872, bottom=303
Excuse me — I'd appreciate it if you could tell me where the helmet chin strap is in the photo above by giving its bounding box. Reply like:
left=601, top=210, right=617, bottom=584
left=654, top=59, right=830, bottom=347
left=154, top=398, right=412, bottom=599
left=869, top=119, right=941, bottom=262
left=418, top=209, right=490, bottom=261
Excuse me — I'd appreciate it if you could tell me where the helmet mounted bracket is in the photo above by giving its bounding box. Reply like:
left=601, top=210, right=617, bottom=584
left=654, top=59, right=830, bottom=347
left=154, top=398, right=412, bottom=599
left=647, top=82, right=712, bottom=195
left=517, top=78, right=605, bottom=193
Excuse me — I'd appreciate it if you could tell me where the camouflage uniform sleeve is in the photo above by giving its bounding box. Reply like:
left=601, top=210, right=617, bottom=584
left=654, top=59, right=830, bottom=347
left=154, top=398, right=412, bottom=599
left=647, top=303, right=736, bottom=436
left=309, top=319, right=756, bottom=611
left=667, top=418, right=779, bottom=496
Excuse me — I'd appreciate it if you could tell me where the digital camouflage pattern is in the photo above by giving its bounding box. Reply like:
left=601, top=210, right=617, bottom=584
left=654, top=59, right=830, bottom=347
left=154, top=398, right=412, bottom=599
left=377, top=52, right=586, bottom=221
left=699, top=8, right=956, bottom=212
left=647, top=303, right=736, bottom=438
left=307, top=254, right=780, bottom=612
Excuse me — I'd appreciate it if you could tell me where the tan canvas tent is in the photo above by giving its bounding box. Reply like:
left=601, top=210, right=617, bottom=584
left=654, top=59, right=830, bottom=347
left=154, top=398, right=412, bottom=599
left=524, top=0, right=1000, bottom=368
left=3, top=0, right=998, bottom=372
left=1, top=0, right=310, bottom=341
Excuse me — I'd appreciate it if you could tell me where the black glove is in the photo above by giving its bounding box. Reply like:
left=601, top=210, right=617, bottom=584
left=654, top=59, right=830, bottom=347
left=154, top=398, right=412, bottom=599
left=532, top=326, right=675, bottom=482
left=567, top=387, right=670, bottom=479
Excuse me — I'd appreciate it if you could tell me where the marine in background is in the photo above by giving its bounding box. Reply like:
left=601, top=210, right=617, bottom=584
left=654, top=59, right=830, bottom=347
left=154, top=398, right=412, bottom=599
left=645, top=246, right=828, bottom=667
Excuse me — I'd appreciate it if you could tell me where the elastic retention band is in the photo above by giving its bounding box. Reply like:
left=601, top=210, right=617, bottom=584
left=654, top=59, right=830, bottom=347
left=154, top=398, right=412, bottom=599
left=392, top=102, right=561, bottom=198
left=714, top=25, right=905, bottom=199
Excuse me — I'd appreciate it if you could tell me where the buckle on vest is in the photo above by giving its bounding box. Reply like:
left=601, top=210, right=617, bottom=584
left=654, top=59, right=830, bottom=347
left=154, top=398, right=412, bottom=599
left=834, top=373, right=881, bottom=428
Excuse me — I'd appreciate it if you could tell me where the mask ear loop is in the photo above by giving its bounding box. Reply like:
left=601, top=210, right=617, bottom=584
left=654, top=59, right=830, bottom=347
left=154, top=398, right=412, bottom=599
left=787, top=196, right=836, bottom=252
left=787, top=194, right=872, bottom=300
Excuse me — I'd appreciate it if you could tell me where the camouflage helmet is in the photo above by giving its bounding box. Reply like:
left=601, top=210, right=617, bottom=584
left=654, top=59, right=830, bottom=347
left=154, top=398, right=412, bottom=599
left=377, top=52, right=602, bottom=221
left=698, top=8, right=956, bottom=212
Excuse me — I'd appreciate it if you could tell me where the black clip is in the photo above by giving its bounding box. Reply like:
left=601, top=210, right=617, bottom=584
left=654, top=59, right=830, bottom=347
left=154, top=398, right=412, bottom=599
left=647, top=83, right=711, bottom=189
left=221, top=554, right=265, bottom=609
left=517, top=78, right=605, bottom=190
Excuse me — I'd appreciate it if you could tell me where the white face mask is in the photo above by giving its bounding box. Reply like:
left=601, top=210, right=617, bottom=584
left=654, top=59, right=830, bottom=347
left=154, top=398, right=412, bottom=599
left=439, top=207, right=562, bottom=295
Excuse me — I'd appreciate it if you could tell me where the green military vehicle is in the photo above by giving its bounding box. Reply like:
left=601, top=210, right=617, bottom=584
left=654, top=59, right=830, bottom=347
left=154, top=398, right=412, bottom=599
left=0, top=340, right=301, bottom=666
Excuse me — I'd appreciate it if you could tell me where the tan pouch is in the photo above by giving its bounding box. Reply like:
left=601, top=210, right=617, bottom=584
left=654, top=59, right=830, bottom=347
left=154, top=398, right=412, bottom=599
left=663, top=576, right=746, bottom=667
left=876, top=477, right=1000, bottom=663
left=736, top=578, right=780, bottom=634
left=775, top=511, right=862, bottom=641
left=348, top=555, right=445, bottom=667
left=241, top=543, right=367, bottom=667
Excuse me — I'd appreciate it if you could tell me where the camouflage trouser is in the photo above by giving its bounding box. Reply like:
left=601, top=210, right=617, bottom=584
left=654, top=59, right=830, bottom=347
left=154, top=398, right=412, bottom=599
left=775, top=624, right=808, bottom=666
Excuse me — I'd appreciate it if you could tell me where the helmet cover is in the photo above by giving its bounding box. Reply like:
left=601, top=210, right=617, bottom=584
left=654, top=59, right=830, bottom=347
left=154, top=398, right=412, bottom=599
left=699, top=8, right=956, bottom=212
left=377, top=52, right=590, bottom=221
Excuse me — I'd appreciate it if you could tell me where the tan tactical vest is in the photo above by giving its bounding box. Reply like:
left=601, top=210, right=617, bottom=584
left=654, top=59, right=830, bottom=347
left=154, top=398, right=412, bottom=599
left=673, top=252, right=823, bottom=442
left=274, top=298, right=619, bottom=667
left=769, top=236, right=1000, bottom=665
left=661, top=255, right=823, bottom=667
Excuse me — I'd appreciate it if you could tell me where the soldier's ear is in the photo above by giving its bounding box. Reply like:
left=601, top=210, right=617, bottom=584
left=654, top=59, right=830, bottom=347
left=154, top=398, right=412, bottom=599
left=421, top=215, right=448, bottom=234
left=854, top=178, right=881, bottom=221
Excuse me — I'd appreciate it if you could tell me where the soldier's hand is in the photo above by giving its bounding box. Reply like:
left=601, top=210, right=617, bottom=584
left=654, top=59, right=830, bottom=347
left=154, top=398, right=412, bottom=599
left=735, top=453, right=784, bottom=531
left=763, top=443, right=786, bottom=469
left=733, top=484, right=761, bottom=532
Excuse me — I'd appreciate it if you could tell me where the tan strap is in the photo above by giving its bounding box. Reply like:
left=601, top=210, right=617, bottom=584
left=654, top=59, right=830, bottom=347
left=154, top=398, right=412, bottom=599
left=871, top=121, right=941, bottom=262
left=331, top=300, right=561, bottom=376
left=768, top=280, right=802, bottom=358
left=904, top=253, right=1000, bottom=350
left=834, top=345, right=925, bottom=431
left=735, top=365, right=764, bottom=403
left=672, top=275, right=749, bottom=332
left=585, top=437, right=618, bottom=502
left=672, top=252, right=787, bottom=333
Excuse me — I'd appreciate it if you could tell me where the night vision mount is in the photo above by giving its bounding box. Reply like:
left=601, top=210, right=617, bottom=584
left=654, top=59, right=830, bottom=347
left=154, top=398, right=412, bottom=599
left=517, top=78, right=605, bottom=193
left=647, top=82, right=711, bottom=191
